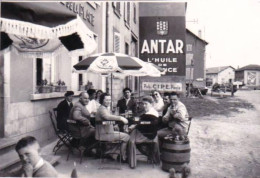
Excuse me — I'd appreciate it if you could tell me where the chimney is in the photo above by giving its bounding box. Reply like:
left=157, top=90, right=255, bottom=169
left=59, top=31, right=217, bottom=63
left=198, top=30, right=202, bottom=38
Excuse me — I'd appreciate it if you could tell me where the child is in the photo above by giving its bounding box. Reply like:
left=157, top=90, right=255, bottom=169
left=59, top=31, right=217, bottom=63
left=15, top=136, right=58, bottom=177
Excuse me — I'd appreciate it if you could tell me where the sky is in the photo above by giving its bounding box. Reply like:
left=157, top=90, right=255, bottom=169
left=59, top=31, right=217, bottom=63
left=185, top=0, right=260, bottom=69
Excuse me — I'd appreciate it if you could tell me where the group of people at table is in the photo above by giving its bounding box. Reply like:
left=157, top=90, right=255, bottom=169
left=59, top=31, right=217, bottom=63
left=56, top=87, right=189, bottom=168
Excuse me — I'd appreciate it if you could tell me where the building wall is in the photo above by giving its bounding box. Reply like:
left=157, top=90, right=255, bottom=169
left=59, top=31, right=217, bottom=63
left=139, top=2, right=186, bottom=94
left=106, top=2, right=140, bottom=104
left=235, top=70, right=244, bottom=83
left=218, top=67, right=235, bottom=84
left=1, top=2, right=105, bottom=142
left=60, top=2, right=105, bottom=91
left=206, top=73, right=218, bottom=85
left=186, top=30, right=207, bottom=87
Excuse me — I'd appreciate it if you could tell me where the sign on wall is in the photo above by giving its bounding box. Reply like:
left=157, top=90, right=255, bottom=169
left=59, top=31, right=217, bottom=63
left=247, top=71, right=256, bottom=85
left=142, top=82, right=182, bottom=91
left=139, top=16, right=186, bottom=76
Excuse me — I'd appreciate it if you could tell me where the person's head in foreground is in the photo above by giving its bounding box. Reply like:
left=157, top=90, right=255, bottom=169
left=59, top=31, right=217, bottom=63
left=100, top=93, right=111, bottom=107
left=169, top=92, right=180, bottom=106
left=142, top=96, right=154, bottom=113
left=15, top=136, right=41, bottom=168
left=15, top=136, right=58, bottom=177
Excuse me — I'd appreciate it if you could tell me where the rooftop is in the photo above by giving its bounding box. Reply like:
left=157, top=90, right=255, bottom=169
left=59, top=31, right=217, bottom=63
left=206, top=66, right=234, bottom=74
left=236, top=64, right=260, bottom=72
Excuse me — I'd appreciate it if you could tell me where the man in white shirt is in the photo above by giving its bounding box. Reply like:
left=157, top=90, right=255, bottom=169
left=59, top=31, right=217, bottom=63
left=158, top=92, right=189, bottom=142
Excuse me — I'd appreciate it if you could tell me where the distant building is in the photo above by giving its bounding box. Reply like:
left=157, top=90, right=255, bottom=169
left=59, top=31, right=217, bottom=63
left=235, top=64, right=260, bottom=89
left=206, top=66, right=235, bottom=86
left=186, top=29, right=208, bottom=87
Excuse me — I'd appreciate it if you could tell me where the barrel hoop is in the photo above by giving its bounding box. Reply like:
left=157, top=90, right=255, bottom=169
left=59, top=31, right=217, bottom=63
left=162, top=148, right=191, bottom=153
left=163, top=139, right=190, bottom=144
left=162, top=159, right=190, bottom=165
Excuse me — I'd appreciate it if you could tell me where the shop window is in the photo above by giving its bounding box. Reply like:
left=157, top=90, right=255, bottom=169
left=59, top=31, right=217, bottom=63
left=114, top=32, right=120, bottom=53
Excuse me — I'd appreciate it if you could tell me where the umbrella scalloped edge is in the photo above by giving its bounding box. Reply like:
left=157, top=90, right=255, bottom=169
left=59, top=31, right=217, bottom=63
left=0, top=15, right=97, bottom=56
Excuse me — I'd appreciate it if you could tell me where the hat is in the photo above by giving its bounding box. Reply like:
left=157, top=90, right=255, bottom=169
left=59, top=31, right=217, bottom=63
left=65, top=91, right=74, bottom=97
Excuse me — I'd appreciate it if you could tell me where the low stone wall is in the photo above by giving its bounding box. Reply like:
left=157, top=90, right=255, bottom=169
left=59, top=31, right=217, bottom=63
left=4, top=97, right=63, bottom=144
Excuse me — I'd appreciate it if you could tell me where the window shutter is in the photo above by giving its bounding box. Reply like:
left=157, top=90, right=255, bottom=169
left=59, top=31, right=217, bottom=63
left=114, top=33, right=120, bottom=53
left=127, top=2, right=130, bottom=24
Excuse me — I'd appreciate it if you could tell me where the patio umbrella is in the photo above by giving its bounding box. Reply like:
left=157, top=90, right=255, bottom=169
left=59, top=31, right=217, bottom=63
left=122, top=57, right=165, bottom=77
left=73, top=53, right=142, bottom=73
left=0, top=2, right=97, bottom=57
left=73, top=52, right=142, bottom=108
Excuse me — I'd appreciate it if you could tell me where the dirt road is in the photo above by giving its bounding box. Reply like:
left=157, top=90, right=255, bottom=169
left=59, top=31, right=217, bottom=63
left=190, top=90, right=260, bottom=178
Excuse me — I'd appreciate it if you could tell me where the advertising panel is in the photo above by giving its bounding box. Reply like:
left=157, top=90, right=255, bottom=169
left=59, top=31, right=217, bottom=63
left=139, top=16, right=186, bottom=76
left=142, top=82, right=182, bottom=91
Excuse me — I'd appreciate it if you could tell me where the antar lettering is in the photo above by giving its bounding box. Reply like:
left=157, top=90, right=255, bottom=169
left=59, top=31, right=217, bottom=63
left=141, top=39, right=184, bottom=54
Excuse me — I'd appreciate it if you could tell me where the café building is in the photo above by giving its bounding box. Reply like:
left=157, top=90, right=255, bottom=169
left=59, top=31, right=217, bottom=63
left=0, top=1, right=140, bottom=143
left=0, top=2, right=102, bottom=143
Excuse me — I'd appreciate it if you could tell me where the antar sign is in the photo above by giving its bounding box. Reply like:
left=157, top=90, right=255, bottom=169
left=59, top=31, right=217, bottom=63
left=139, top=16, right=186, bottom=76
left=141, top=39, right=184, bottom=54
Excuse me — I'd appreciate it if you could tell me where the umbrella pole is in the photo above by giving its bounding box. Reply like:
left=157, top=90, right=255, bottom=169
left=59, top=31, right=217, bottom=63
left=111, top=73, right=113, bottom=110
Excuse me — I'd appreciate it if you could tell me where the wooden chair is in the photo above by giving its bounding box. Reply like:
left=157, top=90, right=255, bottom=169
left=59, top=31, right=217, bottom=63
left=95, top=120, right=123, bottom=170
left=49, top=110, right=72, bottom=154
left=66, top=120, right=86, bottom=164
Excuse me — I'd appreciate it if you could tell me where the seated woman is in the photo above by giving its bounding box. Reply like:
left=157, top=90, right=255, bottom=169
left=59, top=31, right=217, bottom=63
left=95, top=93, right=129, bottom=162
left=128, top=96, right=160, bottom=168
left=151, top=90, right=164, bottom=113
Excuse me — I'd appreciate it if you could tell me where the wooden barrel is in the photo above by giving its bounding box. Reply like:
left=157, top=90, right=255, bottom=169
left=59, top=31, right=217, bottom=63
left=161, top=137, right=191, bottom=172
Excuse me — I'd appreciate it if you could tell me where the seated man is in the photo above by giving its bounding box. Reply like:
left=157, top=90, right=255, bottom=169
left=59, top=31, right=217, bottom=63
left=117, top=87, right=137, bottom=116
left=128, top=96, right=160, bottom=168
left=158, top=92, right=189, bottom=142
left=158, top=92, right=171, bottom=129
left=56, top=91, right=74, bottom=132
left=15, top=136, right=58, bottom=177
left=69, top=92, right=95, bottom=144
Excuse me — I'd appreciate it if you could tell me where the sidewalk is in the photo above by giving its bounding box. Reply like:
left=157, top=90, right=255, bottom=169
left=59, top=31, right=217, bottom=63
left=44, top=141, right=169, bottom=178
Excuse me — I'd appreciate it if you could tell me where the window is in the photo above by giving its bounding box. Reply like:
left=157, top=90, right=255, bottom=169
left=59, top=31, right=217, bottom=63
left=124, top=2, right=130, bottom=28
left=186, top=54, right=193, bottom=65
left=36, top=57, right=52, bottom=86
left=133, top=3, right=136, bottom=24
left=134, top=76, right=138, bottom=91
left=112, top=2, right=121, bottom=18
left=187, top=44, right=192, bottom=52
left=114, top=32, right=120, bottom=53
left=36, top=58, right=43, bottom=86
left=78, top=56, right=83, bottom=89
left=125, top=42, right=129, bottom=55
